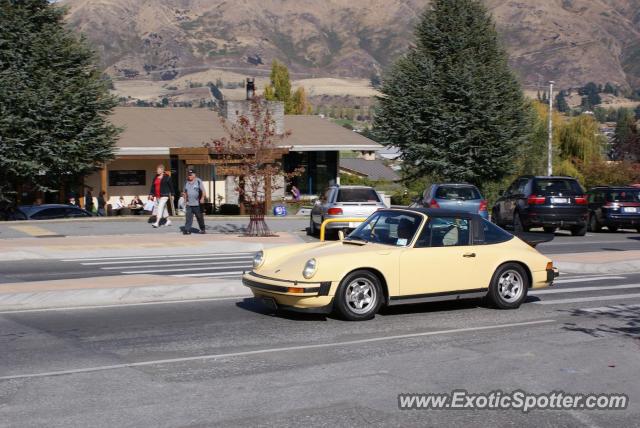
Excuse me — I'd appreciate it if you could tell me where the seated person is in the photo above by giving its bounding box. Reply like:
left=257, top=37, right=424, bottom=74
left=112, top=196, right=126, bottom=216
left=129, top=196, right=144, bottom=215
left=396, top=218, right=416, bottom=246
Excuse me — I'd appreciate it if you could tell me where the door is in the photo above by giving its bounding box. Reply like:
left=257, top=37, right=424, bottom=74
left=399, top=216, right=481, bottom=296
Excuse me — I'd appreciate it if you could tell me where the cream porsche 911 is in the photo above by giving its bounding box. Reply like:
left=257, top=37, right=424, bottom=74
left=242, top=208, right=558, bottom=321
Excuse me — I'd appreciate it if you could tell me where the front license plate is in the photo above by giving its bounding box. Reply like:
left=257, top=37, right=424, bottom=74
left=623, top=207, right=637, bottom=213
left=551, top=197, right=568, bottom=204
left=261, top=297, right=278, bottom=310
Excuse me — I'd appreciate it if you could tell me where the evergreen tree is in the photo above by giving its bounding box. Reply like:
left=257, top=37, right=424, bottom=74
left=556, top=90, right=570, bottom=113
left=374, top=0, right=529, bottom=185
left=0, top=0, right=119, bottom=202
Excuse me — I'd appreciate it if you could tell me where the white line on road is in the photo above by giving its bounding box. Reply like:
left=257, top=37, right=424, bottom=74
left=533, top=293, right=640, bottom=305
left=173, top=271, right=245, bottom=277
left=0, top=319, right=555, bottom=381
left=532, top=283, right=640, bottom=295
left=122, top=266, right=247, bottom=274
left=554, top=276, right=625, bottom=284
left=102, top=261, right=251, bottom=270
left=61, top=252, right=255, bottom=262
left=81, top=256, right=254, bottom=266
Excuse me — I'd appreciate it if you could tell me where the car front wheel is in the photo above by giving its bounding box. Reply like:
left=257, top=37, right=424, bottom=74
left=334, top=270, right=383, bottom=321
left=487, top=263, right=529, bottom=309
left=571, top=224, right=587, bottom=236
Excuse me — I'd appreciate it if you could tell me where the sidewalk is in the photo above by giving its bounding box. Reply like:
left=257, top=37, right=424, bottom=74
left=0, top=232, right=303, bottom=261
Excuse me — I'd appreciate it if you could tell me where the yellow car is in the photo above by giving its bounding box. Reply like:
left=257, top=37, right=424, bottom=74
left=243, top=208, right=558, bottom=321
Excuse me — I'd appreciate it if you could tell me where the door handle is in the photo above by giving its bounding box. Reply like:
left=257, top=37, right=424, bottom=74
left=463, top=253, right=476, bottom=258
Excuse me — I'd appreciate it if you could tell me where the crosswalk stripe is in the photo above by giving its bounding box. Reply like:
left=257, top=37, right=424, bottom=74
left=61, top=252, right=255, bottom=262
left=532, top=283, right=640, bottom=295
left=122, top=266, right=248, bottom=274
left=554, top=276, right=625, bottom=284
left=533, top=293, right=640, bottom=305
left=101, top=261, right=252, bottom=270
left=173, top=271, right=245, bottom=278
left=82, top=256, right=254, bottom=266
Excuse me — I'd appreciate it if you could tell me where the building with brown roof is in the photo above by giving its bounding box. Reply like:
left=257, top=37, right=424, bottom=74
left=85, top=103, right=381, bottom=212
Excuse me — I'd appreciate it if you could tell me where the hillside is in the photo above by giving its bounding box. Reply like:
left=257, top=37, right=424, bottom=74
left=60, top=0, right=640, bottom=91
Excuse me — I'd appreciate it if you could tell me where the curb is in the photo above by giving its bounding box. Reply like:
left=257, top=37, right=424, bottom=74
left=0, top=280, right=251, bottom=312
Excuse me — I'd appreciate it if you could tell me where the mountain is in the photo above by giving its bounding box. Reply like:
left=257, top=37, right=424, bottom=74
left=60, top=0, right=640, bottom=90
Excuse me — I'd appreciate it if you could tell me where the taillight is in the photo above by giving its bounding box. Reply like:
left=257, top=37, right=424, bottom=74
left=574, top=195, right=588, bottom=205
left=478, top=200, right=488, bottom=212
left=527, top=195, right=546, bottom=205
left=327, top=207, right=343, bottom=215
left=429, top=199, right=440, bottom=208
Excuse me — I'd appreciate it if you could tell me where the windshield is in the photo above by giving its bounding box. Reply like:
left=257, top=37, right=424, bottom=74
left=607, top=189, right=640, bottom=203
left=435, top=186, right=481, bottom=201
left=347, top=211, right=423, bottom=246
left=533, top=179, right=583, bottom=195
left=337, top=188, right=380, bottom=203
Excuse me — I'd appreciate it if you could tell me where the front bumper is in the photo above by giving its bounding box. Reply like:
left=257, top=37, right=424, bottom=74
left=242, top=271, right=335, bottom=312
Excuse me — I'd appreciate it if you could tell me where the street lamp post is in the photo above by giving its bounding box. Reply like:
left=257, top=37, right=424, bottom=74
left=547, top=80, right=554, bottom=176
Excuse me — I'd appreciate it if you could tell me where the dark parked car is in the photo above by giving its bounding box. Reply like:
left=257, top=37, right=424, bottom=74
left=420, top=183, right=489, bottom=219
left=491, top=176, right=588, bottom=236
left=12, top=204, right=93, bottom=220
left=587, top=186, right=640, bottom=232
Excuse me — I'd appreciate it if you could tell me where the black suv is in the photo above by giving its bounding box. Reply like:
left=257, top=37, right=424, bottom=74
left=492, top=176, right=588, bottom=236
left=587, top=186, right=640, bottom=232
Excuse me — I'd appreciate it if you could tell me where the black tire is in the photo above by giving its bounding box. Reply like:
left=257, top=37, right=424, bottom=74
left=571, top=224, right=587, bottom=236
left=491, top=210, right=500, bottom=226
left=308, top=216, right=317, bottom=236
left=543, top=227, right=556, bottom=234
left=636, top=227, right=640, bottom=233
left=486, top=263, right=529, bottom=309
left=608, top=225, right=619, bottom=233
left=334, top=270, right=383, bottom=321
left=513, top=212, right=529, bottom=233
left=588, top=214, right=602, bottom=233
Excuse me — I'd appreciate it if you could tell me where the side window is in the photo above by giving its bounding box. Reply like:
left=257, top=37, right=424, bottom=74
left=31, top=208, right=66, bottom=220
left=66, top=208, right=90, bottom=218
left=415, top=217, right=470, bottom=248
left=476, top=220, right=513, bottom=245
left=505, top=181, right=517, bottom=196
left=516, top=179, right=528, bottom=195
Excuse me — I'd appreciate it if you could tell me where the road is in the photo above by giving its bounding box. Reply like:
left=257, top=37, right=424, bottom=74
left=1, top=272, right=639, bottom=426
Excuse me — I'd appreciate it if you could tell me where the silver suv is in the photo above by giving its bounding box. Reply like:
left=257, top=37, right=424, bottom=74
left=309, top=186, right=387, bottom=236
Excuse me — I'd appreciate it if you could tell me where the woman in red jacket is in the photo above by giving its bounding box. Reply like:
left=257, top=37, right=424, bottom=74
left=148, top=164, right=175, bottom=228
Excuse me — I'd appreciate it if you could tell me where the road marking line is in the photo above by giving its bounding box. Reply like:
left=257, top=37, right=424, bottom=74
left=101, top=261, right=252, bottom=270
left=61, top=252, right=255, bottom=262
left=0, top=296, right=248, bottom=315
left=0, top=319, right=555, bottom=381
left=10, top=225, right=57, bottom=237
left=172, top=271, right=244, bottom=277
left=534, top=293, right=640, bottom=305
left=122, top=266, right=247, bottom=274
left=532, top=283, right=640, bottom=295
left=82, top=256, right=254, bottom=266
left=554, top=276, right=625, bottom=284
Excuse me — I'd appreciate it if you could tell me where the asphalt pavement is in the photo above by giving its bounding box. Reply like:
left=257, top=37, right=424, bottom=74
left=1, top=272, right=639, bottom=427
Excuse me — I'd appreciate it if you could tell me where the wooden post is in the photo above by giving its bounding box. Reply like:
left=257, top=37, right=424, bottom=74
left=100, top=165, right=108, bottom=195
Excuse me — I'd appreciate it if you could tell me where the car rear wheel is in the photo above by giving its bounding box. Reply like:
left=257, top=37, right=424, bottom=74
left=487, top=263, right=529, bottom=309
left=334, top=270, right=383, bottom=321
left=543, top=227, right=556, bottom=234
left=571, top=224, right=587, bottom=236
left=308, top=217, right=317, bottom=236
left=608, top=225, right=619, bottom=233
left=513, top=212, right=529, bottom=233
left=589, top=214, right=602, bottom=232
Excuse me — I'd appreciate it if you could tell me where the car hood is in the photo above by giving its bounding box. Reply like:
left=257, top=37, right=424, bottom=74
left=255, top=240, right=400, bottom=281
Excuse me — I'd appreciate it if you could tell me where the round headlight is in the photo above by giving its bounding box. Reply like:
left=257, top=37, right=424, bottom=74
left=302, top=258, right=317, bottom=279
left=253, top=251, right=264, bottom=269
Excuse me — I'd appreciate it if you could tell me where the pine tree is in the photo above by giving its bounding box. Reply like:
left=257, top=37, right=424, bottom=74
left=374, top=0, right=529, bottom=185
left=0, top=0, right=119, bottom=202
left=556, top=90, right=570, bottom=113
